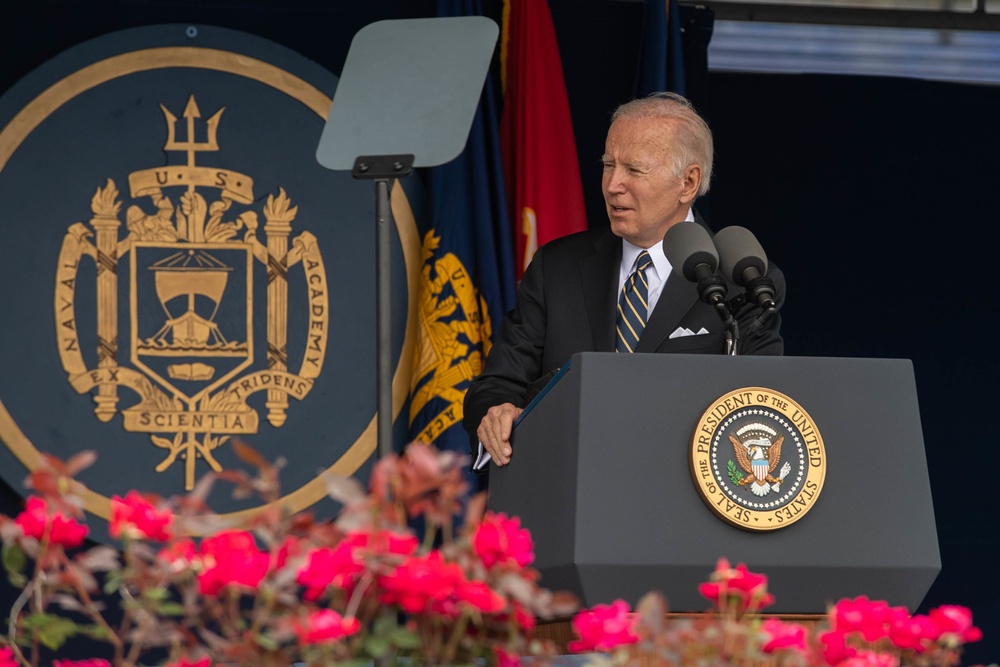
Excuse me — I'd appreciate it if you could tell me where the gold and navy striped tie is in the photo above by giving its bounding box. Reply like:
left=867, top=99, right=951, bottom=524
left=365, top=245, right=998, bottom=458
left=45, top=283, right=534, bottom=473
left=616, top=250, right=652, bottom=353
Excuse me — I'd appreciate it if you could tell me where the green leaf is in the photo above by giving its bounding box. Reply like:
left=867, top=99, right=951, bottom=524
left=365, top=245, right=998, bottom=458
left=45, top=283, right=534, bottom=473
left=156, top=602, right=186, bottom=617
left=373, top=612, right=399, bottom=636
left=28, top=614, right=79, bottom=651
left=363, top=635, right=391, bottom=658
left=254, top=633, right=279, bottom=651
left=103, top=569, right=123, bottom=596
left=79, top=624, right=112, bottom=642
left=341, top=660, right=372, bottom=667
left=389, top=627, right=421, bottom=650
left=142, top=587, right=170, bottom=602
left=2, top=543, right=26, bottom=576
left=727, top=460, right=744, bottom=484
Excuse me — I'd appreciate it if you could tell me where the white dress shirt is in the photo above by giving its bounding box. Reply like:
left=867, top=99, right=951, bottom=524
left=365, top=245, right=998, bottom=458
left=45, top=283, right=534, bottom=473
left=617, top=207, right=694, bottom=317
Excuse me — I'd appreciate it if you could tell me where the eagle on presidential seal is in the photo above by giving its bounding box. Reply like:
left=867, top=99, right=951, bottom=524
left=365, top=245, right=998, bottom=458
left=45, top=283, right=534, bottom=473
left=729, top=422, right=793, bottom=497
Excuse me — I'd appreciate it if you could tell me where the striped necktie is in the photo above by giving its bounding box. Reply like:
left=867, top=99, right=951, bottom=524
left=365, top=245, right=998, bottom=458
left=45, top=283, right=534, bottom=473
left=616, top=250, right=652, bottom=353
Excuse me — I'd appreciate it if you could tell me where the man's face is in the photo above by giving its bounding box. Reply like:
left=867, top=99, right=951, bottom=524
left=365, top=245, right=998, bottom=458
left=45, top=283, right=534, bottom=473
left=601, top=116, right=701, bottom=248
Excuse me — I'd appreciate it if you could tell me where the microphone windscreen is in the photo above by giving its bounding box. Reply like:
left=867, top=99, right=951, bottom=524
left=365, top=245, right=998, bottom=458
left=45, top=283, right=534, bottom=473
left=663, top=221, right=719, bottom=282
left=714, top=226, right=768, bottom=285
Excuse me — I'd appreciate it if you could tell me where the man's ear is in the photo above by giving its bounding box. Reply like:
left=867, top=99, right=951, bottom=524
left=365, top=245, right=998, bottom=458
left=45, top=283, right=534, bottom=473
left=680, top=164, right=702, bottom=203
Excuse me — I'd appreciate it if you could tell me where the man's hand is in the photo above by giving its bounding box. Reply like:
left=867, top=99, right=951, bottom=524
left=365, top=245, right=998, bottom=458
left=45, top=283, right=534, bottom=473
left=477, top=403, right=523, bottom=467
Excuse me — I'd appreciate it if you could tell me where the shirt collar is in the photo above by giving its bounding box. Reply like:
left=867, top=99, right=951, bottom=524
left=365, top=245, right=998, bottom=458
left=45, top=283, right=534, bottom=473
left=620, top=207, right=694, bottom=280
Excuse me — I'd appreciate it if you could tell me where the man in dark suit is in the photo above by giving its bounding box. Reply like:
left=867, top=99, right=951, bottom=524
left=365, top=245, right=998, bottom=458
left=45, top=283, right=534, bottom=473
left=463, top=92, right=784, bottom=467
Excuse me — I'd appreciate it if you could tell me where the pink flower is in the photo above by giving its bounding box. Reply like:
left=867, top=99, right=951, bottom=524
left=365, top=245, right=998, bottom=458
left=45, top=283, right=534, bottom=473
left=452, top=579, right=506, bottom=614
left=493, top=645, right=521, bottom=667
left=0, top=646, right=17, bottom=667
left=164, top=658, right=212, bottom=667
left=510, top=601, right=536, bottom=631
left=761, top=617, right=809, bottom=654
left=819, top=629, right=857, bottom=665
left=472, top=512, right=534, bottom=570
left=53, top=661, right=112, bottom=667
left=14, top=496, right=88, bottom=547
left=888, top=612, right=939, bottom=651
left=297, top=542, right=366, bottom=600
left=929, top=605, right=982, bottom=644
left=348, top=528, right=419, bottom=560
left=378, top=550, right=464, bottom=614
left=196, top=530, right=270, bottom=596
left=158, top=537, right=196, bottom=572
left=110, top=490, right=173, bottom=542
left=296, top=529, right=418, bottom=601
left=838, top=649, right=900, bottom=667
left=294, top=609, right=361, bottom=645
left=832, top=596, right=907, bottom=642
left=698, top=558, right=774, bottom=613
left=568, top=599, right=639, bottom=653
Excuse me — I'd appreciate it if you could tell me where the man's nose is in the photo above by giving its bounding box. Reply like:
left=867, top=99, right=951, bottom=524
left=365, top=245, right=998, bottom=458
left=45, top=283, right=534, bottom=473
left=605, top=168, right=626, bottom=193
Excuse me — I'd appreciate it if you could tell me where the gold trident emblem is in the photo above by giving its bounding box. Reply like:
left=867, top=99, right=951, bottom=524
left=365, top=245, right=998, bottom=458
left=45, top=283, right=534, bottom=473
left=159, top=96, right=225, bottom=243
left=54, top=94, right=330, bottom=490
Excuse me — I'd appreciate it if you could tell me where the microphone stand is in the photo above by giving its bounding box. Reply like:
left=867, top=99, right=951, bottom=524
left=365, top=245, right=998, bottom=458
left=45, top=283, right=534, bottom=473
left=719, top=304, right=739, bottom=356
left=694, top=269, right=740, bottom=356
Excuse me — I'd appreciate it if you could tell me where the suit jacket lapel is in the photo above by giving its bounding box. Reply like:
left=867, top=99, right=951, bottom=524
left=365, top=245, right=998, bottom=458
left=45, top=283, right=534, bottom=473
left=635, top=212, right=711, bottom=353
left=636, top=271, right=699, bottom=352
left=580, top=230, right=621, bottom=352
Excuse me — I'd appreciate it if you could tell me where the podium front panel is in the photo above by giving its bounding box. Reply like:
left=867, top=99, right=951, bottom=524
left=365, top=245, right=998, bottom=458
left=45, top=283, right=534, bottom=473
left=487, top=353, right=940, bottom=613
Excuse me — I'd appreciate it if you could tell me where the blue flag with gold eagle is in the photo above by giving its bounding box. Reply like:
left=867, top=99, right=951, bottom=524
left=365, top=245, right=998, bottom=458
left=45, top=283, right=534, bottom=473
left=408, top=0, right=516, bottom=486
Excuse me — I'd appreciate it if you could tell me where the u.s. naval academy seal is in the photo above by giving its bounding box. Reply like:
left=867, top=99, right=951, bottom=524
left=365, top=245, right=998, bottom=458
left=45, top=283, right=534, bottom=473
left=0, top=24, right=420, bottom=537
left=689, top=387, right=826, bottom=530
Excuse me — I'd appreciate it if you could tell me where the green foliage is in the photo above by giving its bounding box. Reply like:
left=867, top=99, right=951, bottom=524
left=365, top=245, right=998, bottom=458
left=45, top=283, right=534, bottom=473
left=727, top=460, right=744, bottom=485
left=22, top=612, right=79, bottom=651
left=102, top=568, right=123, bottom=596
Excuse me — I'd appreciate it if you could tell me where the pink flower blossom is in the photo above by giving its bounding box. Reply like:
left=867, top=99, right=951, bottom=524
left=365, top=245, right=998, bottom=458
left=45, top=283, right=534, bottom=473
left=510, top=601, right=536, bottom=631
left=838, top=649, right=900, bottom=667
left=0, top=646, right=17, bottom=667
left=929, top=605, right=982, bottom=644
left=452, top=579, right=507, bottom=614
left=297, top=541, right=366, bottom=600
left=294, top=609, right=361, bottom=645
left=819, top=629, right=857, bottom=665
left=568, top=599, right=639, bottom=653
left=698, top=558, right=774, bottom=613
left=379, top=550, right=464, bottom=614
left=472, top=512, right=534, bottom=570
left=348, top=528, right=419, bottom=560
left=888, top=612, right=939, bottom=651
left=14, top=496, right=88, bottom=548
left=296, top=529, right=417, bottom=601
left=761, top=617, right=809, bottom=654
left=164, top=657, right=212, bottom=667
left=493, top=645, right=521, bottom=667
left=110, top=490, right=173, bottom=542
left=196, top=530, right=270, bottom=596
left=832, top=596, right=907, bottom=642
left=158, top=537, right=196, bottom=572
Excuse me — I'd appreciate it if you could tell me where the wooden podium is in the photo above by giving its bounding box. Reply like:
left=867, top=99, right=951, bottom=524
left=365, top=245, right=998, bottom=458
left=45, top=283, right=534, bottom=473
left=486, top=352, right=941, bottom=615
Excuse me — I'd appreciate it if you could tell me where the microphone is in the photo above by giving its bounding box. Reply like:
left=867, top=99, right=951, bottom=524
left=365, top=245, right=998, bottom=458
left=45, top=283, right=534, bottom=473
left=713, top=226, right=777, bottom=312
left=662, top=221, right=726, bottom=307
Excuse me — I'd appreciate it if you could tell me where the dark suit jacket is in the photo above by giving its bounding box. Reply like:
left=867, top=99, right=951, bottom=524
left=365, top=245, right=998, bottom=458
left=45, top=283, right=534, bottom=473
left=462, top=220, right=785, bottom=451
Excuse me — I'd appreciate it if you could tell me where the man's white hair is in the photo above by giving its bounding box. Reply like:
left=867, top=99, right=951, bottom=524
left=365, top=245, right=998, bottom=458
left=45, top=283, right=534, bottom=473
left=610, top=92, right=714, bottom=198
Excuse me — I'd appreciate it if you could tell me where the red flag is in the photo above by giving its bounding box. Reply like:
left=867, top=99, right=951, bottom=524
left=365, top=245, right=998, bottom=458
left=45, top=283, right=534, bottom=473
left=501, top=0, right=588, bottom=278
